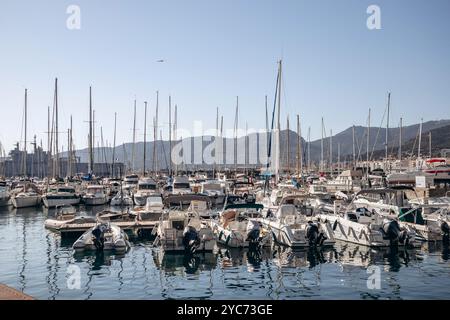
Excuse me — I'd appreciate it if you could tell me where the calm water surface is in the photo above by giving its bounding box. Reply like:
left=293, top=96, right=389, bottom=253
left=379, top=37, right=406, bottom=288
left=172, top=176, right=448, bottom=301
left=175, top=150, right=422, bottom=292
left=1, top=206, right=449, bottom=300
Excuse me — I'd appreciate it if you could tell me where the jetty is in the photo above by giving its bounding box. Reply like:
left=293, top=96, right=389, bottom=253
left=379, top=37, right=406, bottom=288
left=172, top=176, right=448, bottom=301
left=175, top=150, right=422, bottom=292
left=0, top=284, right=34, bottom=300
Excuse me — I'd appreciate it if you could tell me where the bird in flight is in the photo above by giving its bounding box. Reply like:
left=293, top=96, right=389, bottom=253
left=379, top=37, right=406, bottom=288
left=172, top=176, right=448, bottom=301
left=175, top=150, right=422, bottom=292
left=156, top=59, right=165, bottom=62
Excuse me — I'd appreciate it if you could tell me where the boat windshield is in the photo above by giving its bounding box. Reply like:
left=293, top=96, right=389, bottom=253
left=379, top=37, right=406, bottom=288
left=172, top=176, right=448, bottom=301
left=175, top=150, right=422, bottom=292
left=174, top=183, right=190, bottom=189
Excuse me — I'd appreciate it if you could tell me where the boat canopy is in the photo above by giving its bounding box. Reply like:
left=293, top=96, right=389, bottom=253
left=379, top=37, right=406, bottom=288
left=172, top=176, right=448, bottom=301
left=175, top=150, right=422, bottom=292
left=224, top=203, right=264, bottom=210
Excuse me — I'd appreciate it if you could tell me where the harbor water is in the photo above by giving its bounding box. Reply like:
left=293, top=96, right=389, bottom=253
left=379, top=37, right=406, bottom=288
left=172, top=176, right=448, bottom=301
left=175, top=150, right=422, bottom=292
left=1, top=206, right=449, bottom=300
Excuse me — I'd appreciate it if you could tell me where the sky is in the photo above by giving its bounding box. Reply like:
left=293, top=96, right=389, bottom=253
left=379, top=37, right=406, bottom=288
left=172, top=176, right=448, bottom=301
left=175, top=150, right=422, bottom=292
left=0, top=0, right=449, bottom=152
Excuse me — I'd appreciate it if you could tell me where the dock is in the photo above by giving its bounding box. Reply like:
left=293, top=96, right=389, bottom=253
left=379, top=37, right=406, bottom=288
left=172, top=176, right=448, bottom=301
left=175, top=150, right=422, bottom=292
left=0, top=284, right=34, bottom=300
left=57, top=220, right=158, bottom=235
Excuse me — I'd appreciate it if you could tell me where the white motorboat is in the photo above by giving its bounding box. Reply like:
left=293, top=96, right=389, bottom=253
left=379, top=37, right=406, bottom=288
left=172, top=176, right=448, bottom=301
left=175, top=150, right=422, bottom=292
left=171, top=176, right=192, bottom=195
left=259, top=204, right=335, bottom=248
left=317, top=207, right=416, bottom=247
left=12, top=190, right=41, bottom=208
left=354, top=187, right=448, bottom=242
left=156, top=196, right=215, bottom=253
left=211, top=203, right=271, bottom=248
left=44, top=205, right=96, bottom=230
left=133, top=178, right=159, bottom=206
left=131, top=195, right=165, bottom=221
left=308, top=183, right=331, bottom=200
left=73, top=222, right=130, bottom=252
left=82, top=185, right=108, bottom=206
left=0, top=181, right=11, bottom=207
left=42, top=185, right=80, bottom=208
left=110, top=189, right=134, bottom=206
left=201, top=180, right=226, bottom=205
left=326, top=170, right=363, bottom=193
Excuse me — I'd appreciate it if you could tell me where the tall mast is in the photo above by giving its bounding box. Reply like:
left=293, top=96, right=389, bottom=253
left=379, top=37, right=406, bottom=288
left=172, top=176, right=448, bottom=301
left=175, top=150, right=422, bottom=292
left=88, top=86, right=94, bottom=174
left=174, top=104, right=178, bottom=176
left=143, top=101, right=147, bottom=176
left=112, top=112, right=117, bottom=178
left=93, top=110, right=96, bottom=168
left=214, top=107, right=218, bottom=178
left=429, top=131, right=432, bottom=158
left=367, top=108, right=370, bottom=175
left=418, top=117, right=423, bottom=159
left=296, top=114, right=302, bottom=176
left=234, top=96, right=239, bottom=175
left=307, top=127, right=311, bottom=173
left=275, top=60, right=282, bottom=183
left=23, top=88, right=28, bottom=177
left=55, top=78, right=59, bottom=177
left=286, top=115, right=290, bottom=174
left=68, top=115, right=73, bottom=177
left=169, top=96, right=172, bottom=177
left=385, top=92, right=391, bottom=161
left=154, top=91, right=159, bottom=174
left=265, top=95, right=269, bottom=148
left=132, top=99, right=137, bottom=172
left=320, top=117, right=324, bottom=172
left=329, top=129, right=332, bottom=174
left=352, top=125, right=356, bottom=168
left=399, top=117, right=402, bottom=162
left=337, top=143, right=341, bottom=174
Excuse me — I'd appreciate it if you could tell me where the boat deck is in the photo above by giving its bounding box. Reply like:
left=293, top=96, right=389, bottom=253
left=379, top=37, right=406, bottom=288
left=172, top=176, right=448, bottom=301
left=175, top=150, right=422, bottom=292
left=57, top=220, right=158, bottom=235
left=0, top=284, right=34, bottom=300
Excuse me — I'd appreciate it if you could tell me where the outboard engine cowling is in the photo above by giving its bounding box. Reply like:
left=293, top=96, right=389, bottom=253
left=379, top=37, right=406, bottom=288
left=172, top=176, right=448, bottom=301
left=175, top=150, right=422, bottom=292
left=246, top=220, right=261, bottom=244
left=441, top=221, right=450, bottom=244
left=92, top=224, right=107, bottom=251
left=183, top=226, right=200, bottom=254
left=306, top=221, right=320, bottom=246
left=381, top=220, right=401, bottom=245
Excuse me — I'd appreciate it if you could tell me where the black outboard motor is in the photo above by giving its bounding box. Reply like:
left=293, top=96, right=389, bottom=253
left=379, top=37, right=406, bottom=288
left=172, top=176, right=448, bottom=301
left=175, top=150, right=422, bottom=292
left=246, top=228, right=261, bottom=244
left=183, top=226, right=200, bottom=254
left=306, top=221, right=326, bottom=246
left=441, top=221, right=450, bottom=245
left=381, top=220, right=402, bottom=246
left=92, top=224, right=106, bottom=251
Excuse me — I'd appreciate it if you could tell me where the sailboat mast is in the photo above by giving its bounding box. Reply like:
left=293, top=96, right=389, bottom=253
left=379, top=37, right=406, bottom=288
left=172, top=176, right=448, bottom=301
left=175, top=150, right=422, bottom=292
left=174, top=104, right=178, bottom=176
left=169, top=96, right=172, bottom=177
left=143, top=101, right=147, bottom=176
left=234, top=96, right=239, bottom=175
left=399, top=117, right=402, bottom=162
left=385, top=92, right=391, bottom=161
left=418, top=118, right=423, bottom=159
left=112, top=112, right=117, bottom=178
left=23, top=88, right=28, bottom=177
left=275, top=60, right=282, bottom=183
left=55, top=78, right=59, bottom=177
left=88, top=86, right=94, bottom=174
left=307, top=126, right=311, bottom=173
left=330, top=129, right=332, bottom=175
left=154, top=91, right=159, bottom=175
left=429, top=132, right=432, bottom=158
left=286, top=116, right=290, bottom=174
left=367, top=108, right=370, bottom=175
left=265, top=95, right=269, bottom=148
left=132, top=99, right=136, bottom=173
left=214, top=107, right=218, bottom=178
left=296, top=114, right=302, bottom=176
left=321, top=117, right=324, bottom=172
left=352, top=125, right=356, bottom=168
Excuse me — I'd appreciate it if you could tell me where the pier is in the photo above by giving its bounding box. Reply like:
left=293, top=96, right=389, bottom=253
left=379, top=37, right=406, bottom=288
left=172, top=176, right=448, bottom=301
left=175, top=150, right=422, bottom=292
left=0, top=284, right=34, bottom=300
left=57, top=220, right=158, bottom=235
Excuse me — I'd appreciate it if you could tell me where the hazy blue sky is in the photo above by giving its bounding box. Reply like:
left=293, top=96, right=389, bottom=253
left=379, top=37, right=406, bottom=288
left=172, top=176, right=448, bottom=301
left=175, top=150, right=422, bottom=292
left=0, top=0, right=449, bottom=152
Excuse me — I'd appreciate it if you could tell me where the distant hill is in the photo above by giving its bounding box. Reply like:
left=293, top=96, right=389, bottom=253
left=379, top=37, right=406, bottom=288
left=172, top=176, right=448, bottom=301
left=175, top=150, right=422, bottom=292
left=64, top=119, right=450, bottom=171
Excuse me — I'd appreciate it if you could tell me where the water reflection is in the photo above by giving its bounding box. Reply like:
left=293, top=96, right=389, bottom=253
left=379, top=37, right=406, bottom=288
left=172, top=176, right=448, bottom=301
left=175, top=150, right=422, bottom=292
left=1, top=205, right=450, bottom=299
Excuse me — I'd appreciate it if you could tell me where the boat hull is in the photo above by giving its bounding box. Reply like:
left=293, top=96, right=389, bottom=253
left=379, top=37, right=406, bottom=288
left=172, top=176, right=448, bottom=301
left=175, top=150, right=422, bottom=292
left=43, top=197, right=80, bottom=208
left=12, top=196, right=41, bottom=208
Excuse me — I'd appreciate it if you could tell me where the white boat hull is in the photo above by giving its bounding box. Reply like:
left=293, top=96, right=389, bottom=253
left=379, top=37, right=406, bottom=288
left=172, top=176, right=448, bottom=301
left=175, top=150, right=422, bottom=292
left=12, top=195, right=41, bottom=208
left=83, top=196, right=108, bottom=206
left=43, top=197, right=80, bottom=208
